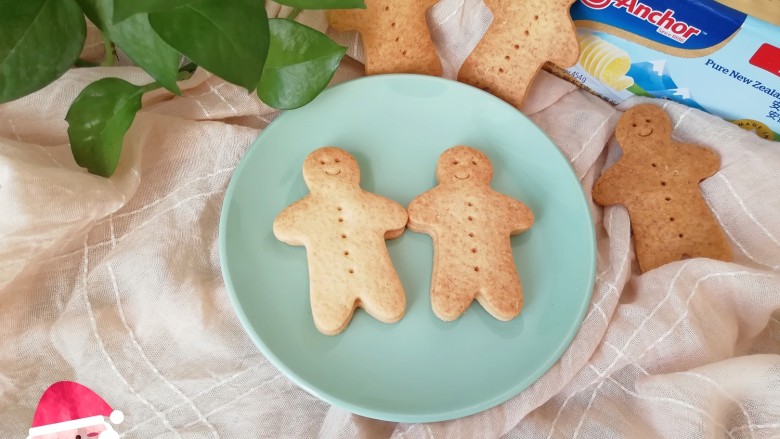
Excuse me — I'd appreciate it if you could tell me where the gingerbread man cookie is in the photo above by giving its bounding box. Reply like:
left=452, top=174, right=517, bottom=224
left=273, top=147, right=408, bottom=335
left=592, top=104, right=732, bottom=273
left=407, top=146, right=534, bottom=321
left=328, top=0, right=442, bottom=76
left=458, top=0, right=579, bottom=108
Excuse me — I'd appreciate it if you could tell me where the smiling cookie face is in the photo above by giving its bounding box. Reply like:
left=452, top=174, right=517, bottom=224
left=303, top=147, right=361, bottom=191
left=435, top=146, right=493, bottom=185
left=616, top=104, right=672, bottom=145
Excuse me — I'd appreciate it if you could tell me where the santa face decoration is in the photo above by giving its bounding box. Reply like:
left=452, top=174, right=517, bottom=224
left=27, top=382, right=123, bottom=439
left=30, top=422, right=111, bottom=439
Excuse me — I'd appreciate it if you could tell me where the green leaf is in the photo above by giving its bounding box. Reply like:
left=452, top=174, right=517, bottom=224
left=66, top=78, right=148, bottom=177
left=149, top=0, right=269, bottom=91
left=259, top=19, right=346, bottom=110
left=113, top=0, right=204, bottom=23
left=627, top=83, right=653, bottom=98
left=0, top=0, right=86, bottom=103
left=76, top=0, right=181, bottom=94
left=74, top=0, right=103, bottom=26
left=274, top=0, right=365, bottom=9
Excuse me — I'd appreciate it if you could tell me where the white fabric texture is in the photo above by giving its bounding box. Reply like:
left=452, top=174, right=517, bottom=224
left=2, top=1, right=780, bottom=438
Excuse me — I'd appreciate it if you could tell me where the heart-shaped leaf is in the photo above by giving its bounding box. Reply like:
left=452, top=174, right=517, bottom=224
left=259, top=19, right=346, bottom=110
left=76, top=0, right=181, bottom=94
left=149, top=0, right=269, bottom=91
left=66, top=78, right=147, bottom=177
left=0, top=0, right=86, bottom=103
left=113, top=0, right=204, bottom=23
left=274, top=0, right=365, bottom=9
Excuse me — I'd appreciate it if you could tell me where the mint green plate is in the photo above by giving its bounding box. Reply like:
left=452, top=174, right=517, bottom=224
left=219, top=75, right=595, bottom=423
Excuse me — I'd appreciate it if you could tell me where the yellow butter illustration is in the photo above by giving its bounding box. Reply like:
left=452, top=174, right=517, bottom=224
left=578, top=34, right=634, bottom=90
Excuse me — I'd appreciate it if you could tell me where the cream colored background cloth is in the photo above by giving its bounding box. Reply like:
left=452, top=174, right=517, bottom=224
left=2, top=1, right=780, bottom=438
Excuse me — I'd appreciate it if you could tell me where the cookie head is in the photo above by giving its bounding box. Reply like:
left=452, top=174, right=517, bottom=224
left=303, top=147, right=360, bottom=191
left=435, top=146, right=493, bottom=185
left=616, top=104, right=672, bottom=145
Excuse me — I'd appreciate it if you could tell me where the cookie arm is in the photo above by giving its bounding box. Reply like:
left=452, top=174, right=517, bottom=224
left=507, top=197, right=534, bottom=234
left=272, top=198, right=309, bottom=246
left=546, top=0, right=580, bottom=68
left=686, top=143, right=721, bottom=180
left=592, top=164, right=629, bottom=207
left=327, top=9, right=365, bottom=32
left=407, top=190, right=438, bottom=232
left=370, top=194, right=409, bottom=239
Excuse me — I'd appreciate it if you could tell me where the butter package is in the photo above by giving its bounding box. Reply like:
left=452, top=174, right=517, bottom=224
left=546, top=0, right=780, bottom=141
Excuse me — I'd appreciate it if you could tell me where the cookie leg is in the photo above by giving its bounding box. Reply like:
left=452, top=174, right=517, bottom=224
left=685, top=227, right=733, bottom=264
left=360, top=276, right=406, bottom=324
left=430, top=271, right=476, bottom=321
left=693, top=242, right=733, bottom=263
left=458, top=54, right=541, bottom=109
left=476, top=282, right=523, bottom=321
left=310, top=287, right=358, bottom=336
left=634, top=236, right=679, bottom=273
left=431, top=290, right=473, bottom=321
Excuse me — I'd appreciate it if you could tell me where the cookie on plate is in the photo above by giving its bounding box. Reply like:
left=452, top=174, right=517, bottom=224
left=407, top=146, right=534, bottom=321
left=273, top=147, right=408, bottom=335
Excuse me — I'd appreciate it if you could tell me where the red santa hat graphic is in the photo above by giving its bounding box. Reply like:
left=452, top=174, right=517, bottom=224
left=28, top=381, right=123, bottom=439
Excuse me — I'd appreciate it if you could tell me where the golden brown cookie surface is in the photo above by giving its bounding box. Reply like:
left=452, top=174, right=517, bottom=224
left=592, top=104, right=732, bottom=272
left=328, top=0, right=442, bottom=76
left=407, top=146, right=534, bottom=321
left=458, top=0, right=579, bottom=108
left=273, top=147, right=408, bottom=335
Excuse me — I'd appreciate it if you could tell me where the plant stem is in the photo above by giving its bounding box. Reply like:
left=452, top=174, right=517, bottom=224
left=100, top=34, right=116, bottom=67
left=75, top=58, right=99, bottom=68
left=286, top=7, right=302, bottom=20
left=138, top=72, right=191, bottom=96
left=140, top=82, right=163, bottom=93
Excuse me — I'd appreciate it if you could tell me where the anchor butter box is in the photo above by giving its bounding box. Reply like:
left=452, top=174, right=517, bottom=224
left=546, top=0, right=780, bottom=141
